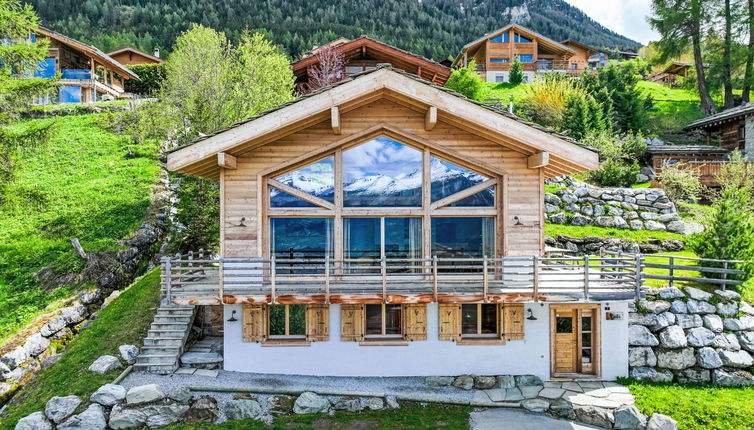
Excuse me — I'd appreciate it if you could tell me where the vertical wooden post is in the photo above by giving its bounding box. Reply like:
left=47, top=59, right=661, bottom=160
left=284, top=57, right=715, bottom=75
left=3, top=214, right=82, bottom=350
left=325, top=256, right=331, bottom=304
left=635, top=254, right=643, bottom=298
left=668, top=256, right=675, bottom=288
left=381, top=257, right=387, bottom=303
left=164, top=257, right=172, bottom=305
left=583, top=255, right=590, bottom=300
left=188, top=250, right=194, bottom=270
left=532, top=256, right=539, bottom=302
left=218, top=257, right=224, bottom=304
left=483, top=256, right=489, bottom=303
left=432, top=256, right=438, bottom=302
left=270, top=257, right=276, bottom=304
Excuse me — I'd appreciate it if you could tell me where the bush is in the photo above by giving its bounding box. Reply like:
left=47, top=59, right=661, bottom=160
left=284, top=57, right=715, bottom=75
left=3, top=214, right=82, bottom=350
left=655, top=162, right=703, bottom=203
left=588, top=158, right=641, bottom=187
left=526, top=73, right=582, bottom=127
left=561, top=92, right=606, bottom=140
left=445, top=60, right=484, bottom=100
left=509, top=56, right=523, bottom=85
left=579, top=63, right=650, bottom=133
left=583, top=133, right=647, bottom=187
left=124, top=63, right=166, bottom=96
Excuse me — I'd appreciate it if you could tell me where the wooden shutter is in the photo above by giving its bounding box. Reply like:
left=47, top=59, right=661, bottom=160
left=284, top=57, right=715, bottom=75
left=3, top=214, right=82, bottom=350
left=340, top=304, right=364, bottom=341
left=500, top=303, right=525, bottom=340
left=402, top=304, right=427, bottom=341
left=306, top=304, right=329, bottom=342
left=242, top=304, right=266, bottom=342
left=438, top=304, right=461, bottom=341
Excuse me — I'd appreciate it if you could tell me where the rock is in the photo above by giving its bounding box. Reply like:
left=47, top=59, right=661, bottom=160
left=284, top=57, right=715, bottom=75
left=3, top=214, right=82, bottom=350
left=685, top=287, right=712, bottom=301
left=687, top=327, right=716, bottom=347
left=629, top=220, right=644, bottom=230
left=723, top=316, right=754, bottom=331
left=452, top=374, right=474, bottom=390
left=613, top=405, right=648, bottom=430
left=40, top=316, right=67, bottom=338
left=629, top=312, right=658, bottom=326
left=544, top=194, right=562, bottom=206
left=658, top=213, right=680, bottom=223
left=642, top=300, right=671, bottom=314
left=675, top=368, right=710, bottom=384
left=666, top=221, right=685, bottom=234
left=570, top=214, right=592, bottom=226
left=718, top=350, right=754, bottom=368
left=739, top=302, right=754, bottom=315
left=57, top=404, right=107, bottom=430
left=225, top=399, right=262, bottom=421
left=716, top=302, right=738, bottom=317
left=268, top=395, right=295, bottom=415
left=608, top=206, right=624, bottom=216
left=15, top=412, right=52, bottom=430
left=640, top=212, right=658, bottom=221
left=184, top=395, right=219, bottom=424
left=549, top=212, right=567, bottom=224
left=167, top=387, right=192, bottom=404
left=702, top=314, right=723, bottom=332
left=636, top=173, right=649, bottom=183
left=1, top=346, right=29, bottom=369
left=670, top=300, right=687, bottom=314
left=738, top=332, right=754, bottom=353
left=573, top=405, right=614, bottom=428
left=629, top=324, right=660, bottom=347
left=657, top=348, right=696, bottom=370
left=126, top=384, right=165, bottom=405
left=473, top=375, right=497, bottom=390
left=50, top=328, right=73, bottom=341
left=549, top=399, right=576, bottom=420
left=497, top=375, right=515, bottom=388
left=645, top=220, right=666, bottom=231
left=88, top=355, right=122, bottom=374
left=629, top=347, right=657, bottom=367
left=696, top=347, right=724, bottom=369
left=45, top=395, right=82, bottom=424
left=520, top=385, right=543, bottom=398
left=90, top=384, right=127, bottom=406
left=712, top=369, right=754, bottom=387
left=78, top=289, right=102, bottom=305
left=659, top=326, right=687, bottom=348
left=561, top=193, right=578, bottom=204
left=646, top=413, right=678, bottom=430
left=118, top=345, right=139, bottom=365
left=545, top=203, right=559, bottom=213
left=60, top=306, right=87, bottom=325
left=650, top=312, right=676, bottom=332
left=141, top=404, right=190, bottom=428
left=180, top=352, right=223, bottom=369
left=629, top=367, right=673, bottom=383
left=332, top=396, right=362, bottom=412
left=715, top=289, right=741, bottom=301
left=515, top=375, right=543, bottom=386
left=294, top=392, right=330, bottom=414
left=595, top=216, right=615, bottom=227
left=385, top=395, right=400, bottom=409
left=712, top=333, right=741, bottom=351
left=676, top=314, right=703, bottom=329
left=522, top=398, right=550, bottom=413
left=687, top=300, right=716, bottom=315
left=365, top=397, right=384, bottom=410
left=24, top=334, right=50, bottom=357
left=425, top=376, right=454, bottom=386
left=0, top=362, right=9, bottom=380
left=659, top=287, right=685, bottom=300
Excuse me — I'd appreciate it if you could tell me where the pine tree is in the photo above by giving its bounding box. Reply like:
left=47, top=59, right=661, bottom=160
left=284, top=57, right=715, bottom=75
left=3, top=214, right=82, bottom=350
left=509, top=56, right=524, bottom=85
left=561, top=93, right=605, bottom=140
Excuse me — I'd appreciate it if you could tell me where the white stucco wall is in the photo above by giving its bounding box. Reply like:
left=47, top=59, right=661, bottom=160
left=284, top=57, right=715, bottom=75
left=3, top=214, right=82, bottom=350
left=223, top=301, right=629, bottom=380
left=484, top=71, right=536, bottom=84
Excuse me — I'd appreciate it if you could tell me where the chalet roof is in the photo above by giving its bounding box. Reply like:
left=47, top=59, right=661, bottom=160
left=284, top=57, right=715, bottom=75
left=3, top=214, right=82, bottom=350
left=453, top=24, right=576, bottom=67
left=167, top=65, right=599, bottom=179
left=107, top=46, right=165, bottom=64
left=684, top=102, right=754, bottom=131
left=560, top=39, right=598, bottom=54
left=37, top=27, right=139, bottom=80
left=646, top=145, right=730, bottom=155
left=662, top=61, right=691, bottom=75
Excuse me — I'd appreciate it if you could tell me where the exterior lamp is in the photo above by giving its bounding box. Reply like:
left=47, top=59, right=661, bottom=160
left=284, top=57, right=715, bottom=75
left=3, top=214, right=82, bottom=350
left=526, top=309, right=537, bottom=320
left=227, top=310, right=238, bottom=322
left=514, top=216, right=524, bottom=226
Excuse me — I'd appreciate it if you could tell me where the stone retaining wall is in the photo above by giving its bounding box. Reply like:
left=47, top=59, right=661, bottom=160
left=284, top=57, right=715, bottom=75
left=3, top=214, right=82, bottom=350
left=545, top=235, right=685, bottom=255
left=629, top=286, right=754, bottom=386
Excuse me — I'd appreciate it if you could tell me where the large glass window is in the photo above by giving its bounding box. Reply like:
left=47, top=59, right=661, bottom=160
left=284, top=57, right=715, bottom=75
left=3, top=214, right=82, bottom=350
left=431, top=217, right=494, bottom=260
left=344, top=217, right=422, bottom=272
left=514, top=33, right=532, bottom=43
left=365, top=304, right=402, bottom=337
left=271, top=218, right=333, bottom=272
left=343, top=137, right=422, bottom=207
left=490, top=35, right=503, bottom=43
left=462, top=304, right=498, bottom=337
left=517, top=55, right=534, bottom=63
left=430, top=157, right=493, bottom=206
left=274, top=157, right=334, bottom=204
left=270, top=188, right=317, bottom=208
left=268, top=304, right=306, bottom=338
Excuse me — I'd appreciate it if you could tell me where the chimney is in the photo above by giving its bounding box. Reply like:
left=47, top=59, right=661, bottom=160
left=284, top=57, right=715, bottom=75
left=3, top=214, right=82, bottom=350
left=153, top=48, right=160, bottom=58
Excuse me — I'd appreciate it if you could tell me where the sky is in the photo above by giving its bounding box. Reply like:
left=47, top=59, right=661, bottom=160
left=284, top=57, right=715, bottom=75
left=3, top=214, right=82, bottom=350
left=563, top=0, right=659, bottom=46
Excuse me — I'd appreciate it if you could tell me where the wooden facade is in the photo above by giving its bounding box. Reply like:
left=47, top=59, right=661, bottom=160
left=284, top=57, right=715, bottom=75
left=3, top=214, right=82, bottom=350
left=561, top=40, right=607, bottom=74
left=107, top=47, right=165, bottom=66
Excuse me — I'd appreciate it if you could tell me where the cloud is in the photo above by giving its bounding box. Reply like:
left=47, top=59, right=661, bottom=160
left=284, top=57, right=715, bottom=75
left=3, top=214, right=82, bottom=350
left=563, top=0, right=659, bottom=45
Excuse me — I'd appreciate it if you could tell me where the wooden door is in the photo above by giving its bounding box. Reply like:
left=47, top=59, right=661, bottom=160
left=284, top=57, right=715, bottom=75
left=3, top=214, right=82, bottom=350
left=553, top=308, right=578, bottom=373
left=551, top=305, right=600, bottom=376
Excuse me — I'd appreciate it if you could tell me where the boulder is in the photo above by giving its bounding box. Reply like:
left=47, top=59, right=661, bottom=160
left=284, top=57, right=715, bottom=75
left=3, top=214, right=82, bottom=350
left=293, top=392, right=330, bottom=414
left=78, top=289, right=102, bottom=305
left=90, top=384, right=127, bottom=406
left=473, top=375, right=497, bottom=390
left=332, top=396, right=362, bottom=412
left=225, top=399, right=262, bottom=421
left=687, top=300, right=716, bottom=315
left=573, top=405, right=614, bottom=428
left=712, top=333, right=741, bottom=351
left=723, top=316, right=754, bottom=331
left=595, top=216, right=615, bottom=227
left=716, top=302, right=738, bottom=317
left=645, top=220, right=666, bottom=231
left=712, top=369, right=754, bottom=387
left=670, top=300, right=687, bottom=314
left=549, top=212, right=567, bottom=224
left=268, top=395, right=296, bottom=415
left=659, top=326, right=687, bottom=348
left=521, top=399, right=550, bottom=413
left=738, top=332, right=754, bottom=353
left=630, top=220, right=644, bottom=230
left=126, top=384, right=165, bottom=405
left=646, top=413, right=678, bottom=430
left=715, top=289, right=741, bottom=301
left=515, top=375, right=543, bottom=386
left=629, top=313, right=658, bottom=326
left=570, top=214, right=592, bottom=226
left=1, top=346, right=29, bottom=369
left=629, top=367, right=673, bottom=383
left=184, top=395, right=219, bottom=424
left=549, top=398, right=576, bottom=420
left=675, top=368, right=711, bottom=384
left=57, top=404, right=107, bottom=430
left=640, top=212, right=658, bottom=221
left=629, top=347, right=657, bottom=367
left=666, top=221, right=685, bottom=234
left=44, top=395, right=82, bottom=424
left=385, top=395, right=400, bottom=409
left=650, top=312, right=676, bottom=332
left=88, top=355, right=122, bottom=374
left=685, top=287, right=712, bottom=301
left=687, top=327, right=716, bottom=347
left=24, top=334, right=50, bottom=357
left=545, top=203, right=560, bottom=213
left=739, top=301, right=754, bottom=315
left=452, top=374, right=474, bottom=390
left=703, top=314, right=724, bottom=332
left=613, top=405, right=648, bottom=430
left=658, top=287, right=685, bottom=300
left=0, top=362, right=9, bottom=381
left=629, top=325, right=659, bottom=346
left=675, top=314, right=702, bottom=329
left=497, top=375, right=516, bottom=388
left=657, top=348, right=696, bottom=370
left=15, top=412, right=52, bottom=430
left=60, top=306, right=87, bottom=325
left=642, top=300, right=671, bottom=314
left=118, top=345, right=139, bottom=365
left=167, top=387, right=192, bottom=404
left=425, top=376, right=454, bottom=386
left=520, top=385, right=543, bottom=398
left=696, top=347, right=724, bottom=369
left=40, top=316, right=67, bottom=338
left=180, top=352, right=223, bottom=369
left=718, top=350, right=754, bottom=368
left=365, top=397, right=384, bottom=410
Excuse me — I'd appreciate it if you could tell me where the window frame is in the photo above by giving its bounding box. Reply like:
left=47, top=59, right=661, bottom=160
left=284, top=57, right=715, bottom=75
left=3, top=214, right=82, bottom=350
left=364, top=303, right=403, bottom=339
left=461, top=303, right=499, bottom=339
left=267, top=304, right=307, bottom=340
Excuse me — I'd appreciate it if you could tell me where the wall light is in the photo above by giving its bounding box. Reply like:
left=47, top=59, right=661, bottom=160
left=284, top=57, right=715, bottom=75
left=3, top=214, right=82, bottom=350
left=526, top=309, right=537, bottom=320
left=227, top=310, right=238, bottom=322
left=237, top=217, right=247, bottom=227
left=514, top=216, right=524, bottom=226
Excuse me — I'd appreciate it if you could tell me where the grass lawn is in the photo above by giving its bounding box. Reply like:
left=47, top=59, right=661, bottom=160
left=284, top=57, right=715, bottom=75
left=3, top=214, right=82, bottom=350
left=0, top=114, right=160, bottom=346
left=479, top=82, right=531, bottom=104
left=545, top=223, right=686, bottom=242
left=163, top=403, right=472, bottom=429
left=624, top=380, right=754, bottom=430
left=0, top=268, right=161, bottom=429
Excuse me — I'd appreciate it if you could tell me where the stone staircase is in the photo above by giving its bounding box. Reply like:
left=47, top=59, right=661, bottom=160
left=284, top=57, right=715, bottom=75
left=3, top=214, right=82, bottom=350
left=133, top=305, right=196, bottom=374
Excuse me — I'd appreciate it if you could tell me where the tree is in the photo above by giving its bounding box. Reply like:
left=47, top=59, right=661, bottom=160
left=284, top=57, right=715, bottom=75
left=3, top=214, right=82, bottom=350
left=561, top=93, right=605, bottom=140
left=583, top=133, right=647, bottom=187
left=509, top=56, right=524, bottom=85
left=722, top=0, right=735, bottom=108
left=649, top=0, right=717, bottom=114
left=742, top=0, right=754, bottom=102
left=301, top=45, right=345, bottom=94
left=579, top=64, right=649, bottom=133
left=445, top=60, right=484, bottom=100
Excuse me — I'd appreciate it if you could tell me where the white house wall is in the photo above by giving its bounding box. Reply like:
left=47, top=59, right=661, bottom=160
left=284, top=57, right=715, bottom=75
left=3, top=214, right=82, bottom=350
left=223, top=301, right=629, bottom=380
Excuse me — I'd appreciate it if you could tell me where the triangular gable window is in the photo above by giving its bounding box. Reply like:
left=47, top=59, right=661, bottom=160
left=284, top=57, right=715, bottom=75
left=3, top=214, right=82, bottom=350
left=274, top=156, right=334, bottom=203
left=270, top=187, right=318, bottom=208
left=447, top=186, right=495, bottom=207
left=431, top=157, right=490, bottom=200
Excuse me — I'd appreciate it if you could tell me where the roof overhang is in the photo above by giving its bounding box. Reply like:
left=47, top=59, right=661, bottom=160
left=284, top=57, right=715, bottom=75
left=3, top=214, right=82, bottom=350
left=107, top=47, right=165, bottom=64
left=168, top=67, right=598, bottom=179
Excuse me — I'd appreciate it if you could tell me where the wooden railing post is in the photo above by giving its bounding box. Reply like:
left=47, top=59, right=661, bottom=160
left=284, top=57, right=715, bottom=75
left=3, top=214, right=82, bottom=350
left=164, top=257, right=172, bottom=305
left=722, top=261, right=729, bottom=291
left=325, top=256, right=331, bottom=304
left=270, top=257, right=276, bottom=304
left=483, top=255, right=489, bottom=303
left=635, top=254, right=643, bottom=298
left=432, top=256, right=438, bottom=301
left=532, top=256, right=539, bottom=302
left=381, top=257, right=387, bottom=303
left=583, top=255, right=590, bottom=300
left=668, top=256, right=674, bottom=288
left=218, top=257, right=224, bottom=303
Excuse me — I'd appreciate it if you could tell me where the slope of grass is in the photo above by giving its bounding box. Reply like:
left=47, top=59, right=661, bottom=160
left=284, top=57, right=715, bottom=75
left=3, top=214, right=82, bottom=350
left=0, top=114, right=160, bottom=346
left=545, top=223, right=686, bottom=242
left=0, top=268, right=161, bottom=428
left=623, top=380, right=754, bottom=430
left=479, top=82, right=532, bottom=104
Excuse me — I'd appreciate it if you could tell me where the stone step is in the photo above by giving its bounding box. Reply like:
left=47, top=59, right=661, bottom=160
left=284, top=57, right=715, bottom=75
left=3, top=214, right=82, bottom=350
left=154, top=316, right=193, bottom=324
left=143, top=337, right=184, bottom=346
left=150, top=322, right=190, bottom=331
left=140, top=345, right=182, bottom=355
left=135, top=354, right=177, bottom=365
left=148, top=329, right=188, bottom=338
left=133, top=363, right=178, bottom=375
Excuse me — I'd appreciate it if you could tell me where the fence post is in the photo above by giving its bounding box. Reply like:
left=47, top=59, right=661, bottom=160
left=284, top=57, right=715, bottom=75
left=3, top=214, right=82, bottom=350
left=325, top=256, right=331, bottom=304
left=163, top=257, right=172, bottom=305
left=270, top=257, right=276, bottom=304
left=722, top=261, right=729, bottom=291
left=483, top=255, right=489, bottom=303
left=583, top=255, right=590, bottom=300
left=381, top=257, right=387, bottom=303
left=532, top=256, right=539, bottom=302
left=218, top=257, right=224, bottom=304
left=668, top=256, right=674, bottom=288
left=432, top=256, right=438, bottom=302
left=634, top=254, right=643, bottom=299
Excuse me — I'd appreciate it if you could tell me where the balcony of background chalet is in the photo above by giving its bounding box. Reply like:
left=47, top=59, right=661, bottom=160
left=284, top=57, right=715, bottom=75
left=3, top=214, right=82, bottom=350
left=647, top=145, right=735, bottom=187
left=479, top=60, right=570, bottom=73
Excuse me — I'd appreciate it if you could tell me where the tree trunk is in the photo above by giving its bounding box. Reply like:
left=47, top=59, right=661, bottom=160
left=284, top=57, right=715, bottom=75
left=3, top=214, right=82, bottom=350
left=743, top=0, right=754, bottom=102
left=723, top=0, right=735, bottom=108
left=692, top=0, right=717, bottom=114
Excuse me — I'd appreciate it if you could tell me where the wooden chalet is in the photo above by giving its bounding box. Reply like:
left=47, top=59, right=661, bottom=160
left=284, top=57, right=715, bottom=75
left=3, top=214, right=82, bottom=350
left=107, top=47, right=165, bottom=66
left=452, top=24, right=576, bottom=83
left=647, top=145, right=730, bottom=187
left=561, top=40, right=608, bottom=73
left=645, top=61, right=691, bottom=87
left=290, top=37, right=452, bottom=90
left=165, top=65, right=635, bottom=380
left=32, top=27, right=139, bottom=103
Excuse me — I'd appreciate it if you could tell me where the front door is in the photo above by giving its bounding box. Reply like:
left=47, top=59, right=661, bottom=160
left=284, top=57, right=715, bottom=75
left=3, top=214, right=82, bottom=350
left=551, top=305, right=599, bottom=376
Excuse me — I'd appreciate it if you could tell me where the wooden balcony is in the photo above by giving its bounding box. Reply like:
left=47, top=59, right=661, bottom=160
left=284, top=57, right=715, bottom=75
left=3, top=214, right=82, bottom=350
left=652, top=160, right=749, bottom=187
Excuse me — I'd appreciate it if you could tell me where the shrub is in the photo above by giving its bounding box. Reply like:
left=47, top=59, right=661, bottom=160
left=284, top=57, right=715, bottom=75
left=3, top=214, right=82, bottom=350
left=579, top=63, right=650, bottom=133
left=655, top=162, right=704, bottom=203
left=509, top=56, right=524, bottom=85
left=526, top=73, right=582, bottom=127
left=583, top=133, right=647, bottom=187
left=124, top=63, right=166, bottom=96
left=445, top=60, right=484, bottom=100
left=561, top=92, right=606, bottom=140
left=588, top=158, right=641, bottom=187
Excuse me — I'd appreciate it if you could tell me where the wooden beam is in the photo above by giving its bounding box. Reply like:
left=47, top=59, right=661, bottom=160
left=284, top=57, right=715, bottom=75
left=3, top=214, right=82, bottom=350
left=217, top=152, right=237, bottom=169
left=527, top=151, right=549, bottom=169
left=331, top=106, right=341, bottom=135
left=425, top=106, right=437, bottom=131
left=267, top=178, right=336, bottom=210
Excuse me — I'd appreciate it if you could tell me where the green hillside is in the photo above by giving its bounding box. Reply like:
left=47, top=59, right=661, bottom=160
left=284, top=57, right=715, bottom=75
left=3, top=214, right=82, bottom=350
left=0, top=113, right=160, bottom=346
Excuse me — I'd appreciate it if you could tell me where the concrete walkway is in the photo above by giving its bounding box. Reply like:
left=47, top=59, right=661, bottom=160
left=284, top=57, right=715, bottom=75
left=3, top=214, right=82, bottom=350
left=470, top=408, right=604, bottom=430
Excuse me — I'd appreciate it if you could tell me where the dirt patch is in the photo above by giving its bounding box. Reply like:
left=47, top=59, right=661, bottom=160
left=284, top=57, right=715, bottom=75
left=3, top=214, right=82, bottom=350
left=285, top=418, right=381, bottom=429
